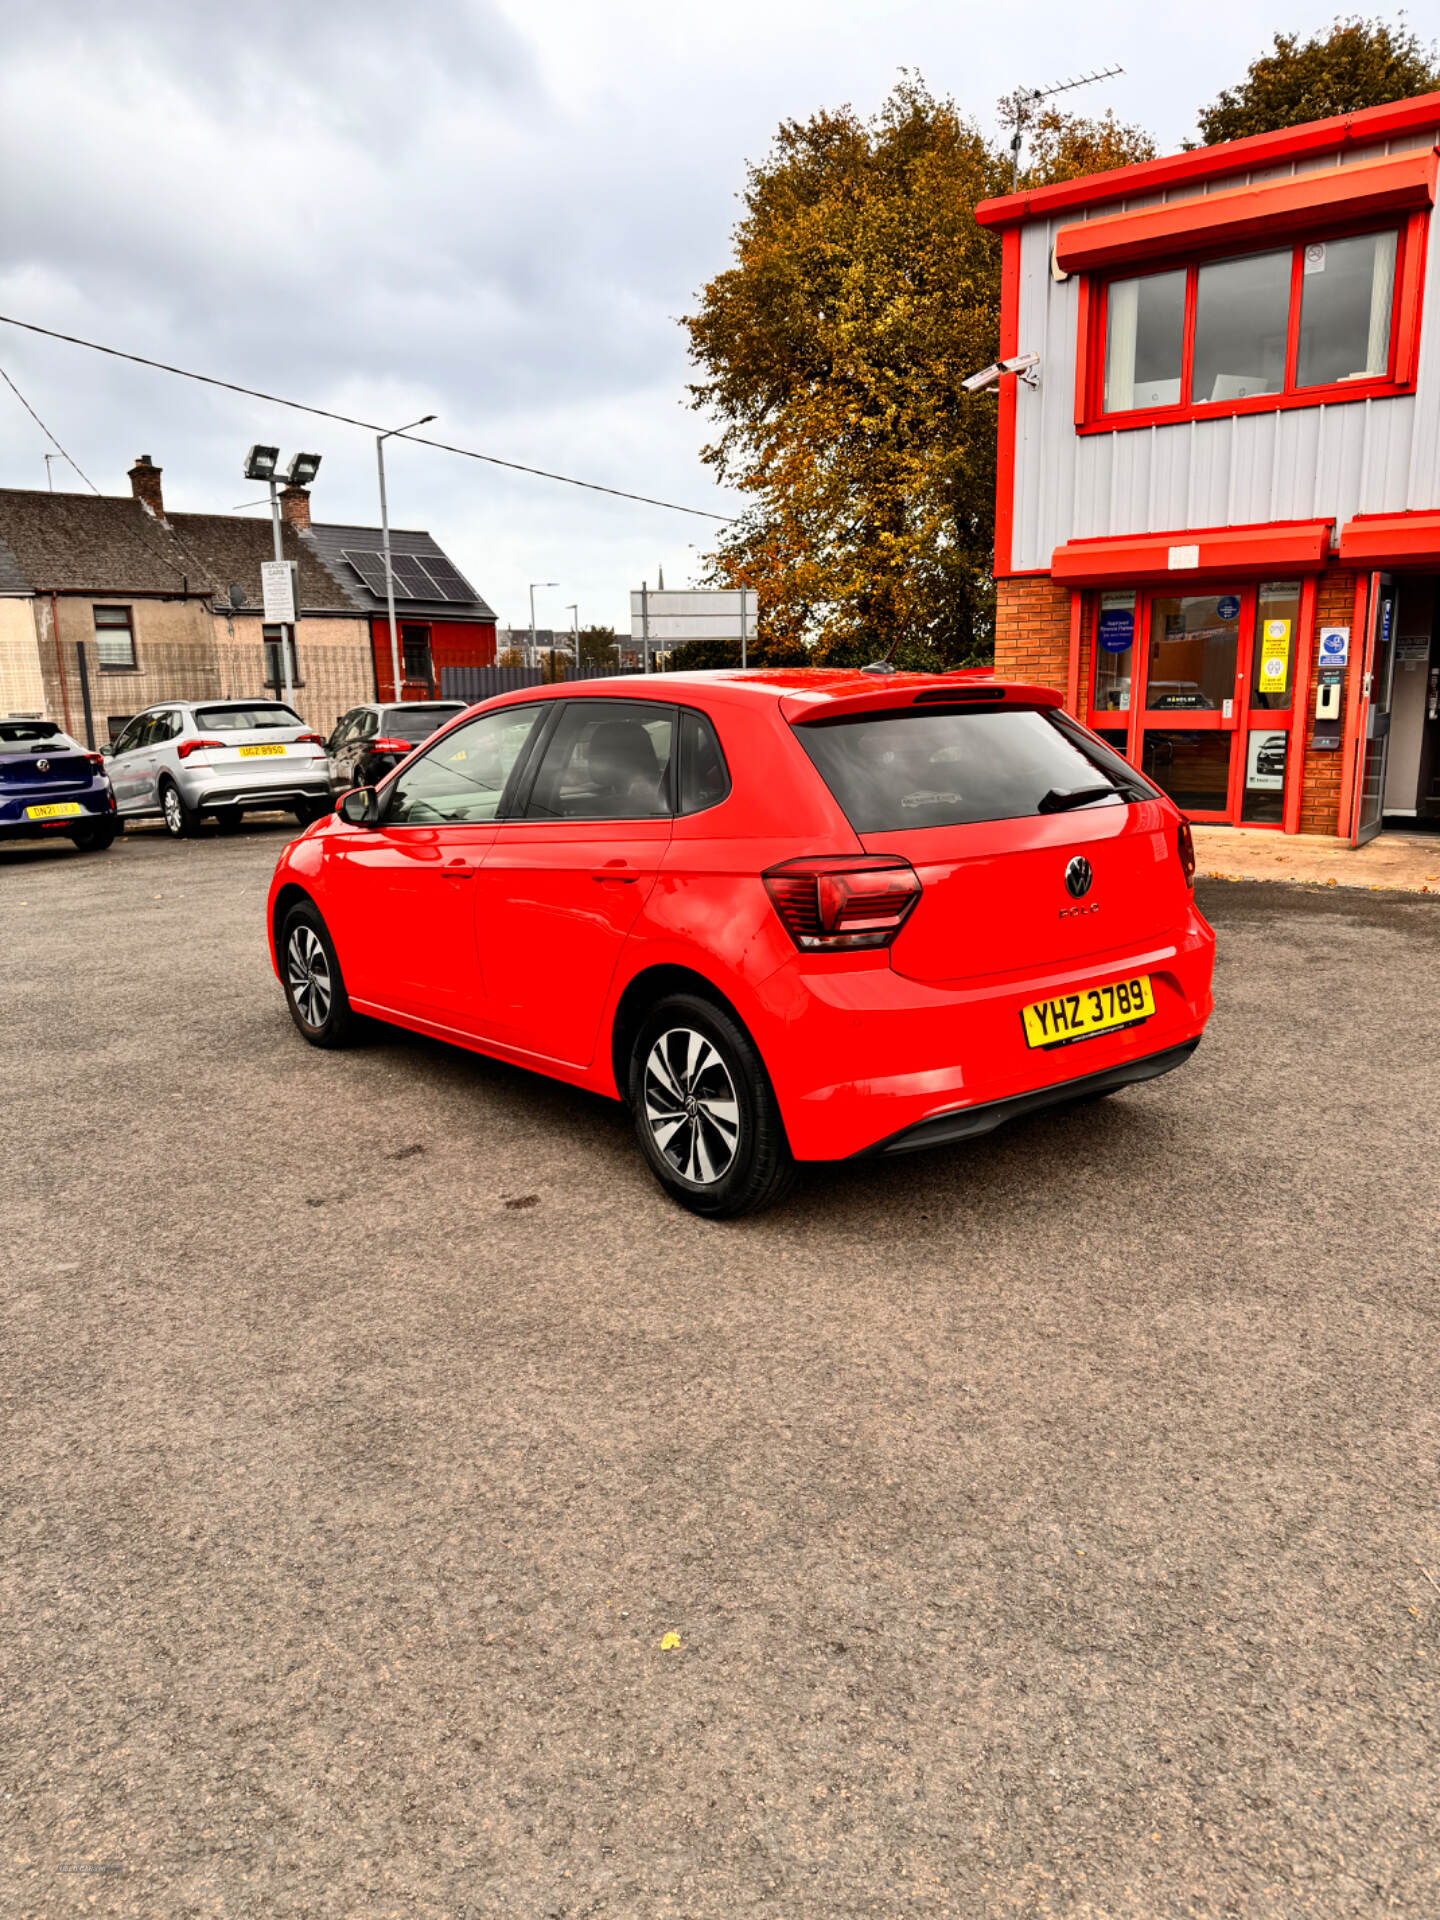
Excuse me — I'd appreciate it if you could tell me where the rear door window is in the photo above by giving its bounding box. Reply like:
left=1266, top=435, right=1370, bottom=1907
left=677, top=709, right=730, bottom=815
left=522, top=702, right=675, bottom=820
left=795, top=706, right=1154, bottom=833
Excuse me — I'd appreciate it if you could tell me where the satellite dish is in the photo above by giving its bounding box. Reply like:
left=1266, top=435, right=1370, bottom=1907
left=229, top=584, right=245, bottom=608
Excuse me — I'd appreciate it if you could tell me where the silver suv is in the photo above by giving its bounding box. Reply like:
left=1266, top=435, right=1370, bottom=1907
left=106, top=699, right=331, bottom=836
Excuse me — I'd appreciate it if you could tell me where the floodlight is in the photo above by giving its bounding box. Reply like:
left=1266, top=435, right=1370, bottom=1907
left=286, top=451, right=322, bottom=486
left=243, top=444, right=280, bottom=481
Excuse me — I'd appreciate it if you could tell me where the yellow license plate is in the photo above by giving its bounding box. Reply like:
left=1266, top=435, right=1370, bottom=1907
left=25, top=802, right=83, bottom=820
left=1021, top=975, right=1155, bottom=1049
left=238, top=743, right=286, bottom=758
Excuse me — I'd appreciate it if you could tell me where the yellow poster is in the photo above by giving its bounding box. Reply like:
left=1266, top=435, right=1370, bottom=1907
left=1259, top=618, right=1291, bottom=692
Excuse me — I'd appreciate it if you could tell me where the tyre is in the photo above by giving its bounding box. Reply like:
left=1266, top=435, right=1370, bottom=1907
left=293, top=798, right=330, bottom=827
left=211, top=806, right=243, bottom=832
left=280, top=902, right=358, bottom=1049
left=69, top=820, right=116, bottom=852
left=159, top=778, right=201, bottom=838
left=628, top=992, right=795, bottom=1219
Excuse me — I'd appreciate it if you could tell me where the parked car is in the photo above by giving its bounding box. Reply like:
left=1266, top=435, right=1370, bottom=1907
left=324, top=701, right=466, bottom=795
left=0, top=718, right=116, bottom=851
left=106, top=699, right=330, bottom=835
left=267, top=671, right=1216, bottom=1216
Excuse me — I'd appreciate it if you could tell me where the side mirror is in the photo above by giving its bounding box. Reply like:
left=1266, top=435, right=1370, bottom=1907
left=337, top=786, right=381, bottom=827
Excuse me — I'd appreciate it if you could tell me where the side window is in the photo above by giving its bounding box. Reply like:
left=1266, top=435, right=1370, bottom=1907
left=356, top=710, right=379, bottom=739
left=523, top=701, right=675, bottom=820
left=112, top=714, right=149, bottom=755
left=386, top=705, right=542, bottom=826
left=327, top=711, right=357, bottom=751
left=678, top=709, right=731, bottom=814
left=153, top=710, right=183, bottom=743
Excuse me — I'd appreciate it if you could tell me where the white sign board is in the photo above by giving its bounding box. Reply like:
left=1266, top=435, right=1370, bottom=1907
left=261, top=559, right=297, bottom=625
left=630, top=588, right=754, bottom=643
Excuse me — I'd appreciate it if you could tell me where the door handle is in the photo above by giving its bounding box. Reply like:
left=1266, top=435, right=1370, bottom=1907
left=593, top=864, right=638, bottom=884
left=443, top=862, right=476, bottom=881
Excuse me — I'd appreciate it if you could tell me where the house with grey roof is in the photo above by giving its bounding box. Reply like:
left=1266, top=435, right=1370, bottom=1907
left=0, top=455, right=496, bottom=744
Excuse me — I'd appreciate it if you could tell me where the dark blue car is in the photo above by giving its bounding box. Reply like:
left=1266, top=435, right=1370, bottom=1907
left=0, top=719, right=117, bottom=852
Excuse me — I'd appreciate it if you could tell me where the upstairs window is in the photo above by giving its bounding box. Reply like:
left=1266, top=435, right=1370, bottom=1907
left=93, top=604, right=136, bottom=671
left=1093, top=222, right=1411, bottom=424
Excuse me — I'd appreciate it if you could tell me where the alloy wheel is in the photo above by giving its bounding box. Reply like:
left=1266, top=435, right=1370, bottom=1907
left=287, top=925, right=333, bottom=1028
left=642, top=1027, right=740, bottom=1186
left=163, top=786, right=184, bottom=834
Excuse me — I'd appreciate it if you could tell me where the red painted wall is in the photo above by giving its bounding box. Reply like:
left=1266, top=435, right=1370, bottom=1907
left=370, top=618, right=497, bottom=703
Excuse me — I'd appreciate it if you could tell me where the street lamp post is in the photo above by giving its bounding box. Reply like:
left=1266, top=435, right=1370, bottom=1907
left=529, top=581, right=558, bottom=671
left=377, top=415, right=437, bottom=703
left=566, top=603, right=579, bottom=678
left=244, top=445, right=321, bottom=712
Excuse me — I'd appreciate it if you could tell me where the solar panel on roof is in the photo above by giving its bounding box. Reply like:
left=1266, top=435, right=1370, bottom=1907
left=390, top=553, right=443, bottom=599
left=341, top=549, right=392, bottom=597
left=415, top=555, right=478, bottom=602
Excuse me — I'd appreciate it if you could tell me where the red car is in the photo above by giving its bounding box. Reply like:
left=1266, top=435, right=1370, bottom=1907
left=267, top=671, right=1214, bottom=1216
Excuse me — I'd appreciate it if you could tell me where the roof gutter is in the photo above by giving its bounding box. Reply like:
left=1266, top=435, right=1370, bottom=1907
left=975, top=88, right=1440, bottom=229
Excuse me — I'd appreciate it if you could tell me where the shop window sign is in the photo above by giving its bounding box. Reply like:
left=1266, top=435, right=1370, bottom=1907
left=1098, top=604, right=1134, bottom=651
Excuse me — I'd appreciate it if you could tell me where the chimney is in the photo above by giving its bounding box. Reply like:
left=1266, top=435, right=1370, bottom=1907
left=128, top=454, right=165, bottom=519
left=279, top=484, right=312, bottom=532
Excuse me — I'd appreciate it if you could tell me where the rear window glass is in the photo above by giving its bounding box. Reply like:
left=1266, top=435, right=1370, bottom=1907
left=381, top=705, right=465, bottom=742
left=795, top=705, right=1154, bottom=833
left=0, top=722, right=67, bottom=751
left=194, top=705, right=304, bottom=732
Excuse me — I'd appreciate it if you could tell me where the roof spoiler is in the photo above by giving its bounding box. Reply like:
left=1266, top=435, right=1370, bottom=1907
left=781, top=681, right=1064, bottom=723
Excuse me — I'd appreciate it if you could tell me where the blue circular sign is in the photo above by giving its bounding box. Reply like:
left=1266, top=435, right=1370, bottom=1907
left=1097, top=608, right=1133, bottom=654
left=1217, top=596, right=1240, bottom=620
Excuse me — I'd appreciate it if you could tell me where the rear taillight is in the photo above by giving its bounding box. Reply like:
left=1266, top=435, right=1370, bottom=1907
left=763, top=855, right=921, bottom=951
left=371, top=737, right=415, bottom=754
left=1177, top=820, right=1196, bottom=888
left=295, top=732, right=324, bottom=746
left=84, top=752, right=104, bottom=768
left=177, top=737, right=224, bottom=760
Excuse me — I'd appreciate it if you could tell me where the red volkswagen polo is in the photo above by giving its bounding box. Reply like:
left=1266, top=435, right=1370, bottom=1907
left=268, top=671, right=1214, bottom=1216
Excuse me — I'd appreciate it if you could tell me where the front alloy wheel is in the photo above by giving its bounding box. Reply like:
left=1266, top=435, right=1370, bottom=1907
left=280, top=904, right=358, bottom=1048
left=630, top=993, right=795, bottom=1218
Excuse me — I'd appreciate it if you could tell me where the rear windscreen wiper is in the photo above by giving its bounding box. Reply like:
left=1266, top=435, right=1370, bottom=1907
left=1037, top=784, right=1124, bottom=814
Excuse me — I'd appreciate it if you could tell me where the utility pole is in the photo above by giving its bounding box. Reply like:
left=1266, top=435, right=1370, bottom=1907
left=377, top=414, right=437, bottom=705
left=44, top=454, right=58, bottom=491
left=265, top=474, right=295, bottom=711
left=641, top=580, right=651, bottom=674
left=739, top=586, right=748, bottom=670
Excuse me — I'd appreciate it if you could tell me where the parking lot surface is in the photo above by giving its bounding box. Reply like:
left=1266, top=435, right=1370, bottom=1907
left=4, top=820, right=1440, bottom=1918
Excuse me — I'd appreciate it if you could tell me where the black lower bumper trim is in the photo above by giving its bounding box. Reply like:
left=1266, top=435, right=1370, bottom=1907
left=859, top=1039, right=1201, bottom=1158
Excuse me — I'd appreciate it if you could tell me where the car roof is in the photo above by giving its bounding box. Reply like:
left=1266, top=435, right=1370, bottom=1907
left=461, top=668, right=1065, bottom=721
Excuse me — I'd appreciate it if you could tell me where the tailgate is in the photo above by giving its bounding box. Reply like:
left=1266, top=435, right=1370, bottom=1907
left=866, top=805, right=1187, bottom=983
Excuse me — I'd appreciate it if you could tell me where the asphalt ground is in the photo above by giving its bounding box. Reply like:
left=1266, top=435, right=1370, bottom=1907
left=3, top=818, right=1439, bottom=1920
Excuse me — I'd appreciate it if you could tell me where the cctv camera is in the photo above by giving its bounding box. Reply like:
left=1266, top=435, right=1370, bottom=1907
left=961, top=351, right=1040, bottom=393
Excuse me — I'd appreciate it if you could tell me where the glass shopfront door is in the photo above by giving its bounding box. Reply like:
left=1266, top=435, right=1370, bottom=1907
left=1090, top=582, right=1302, bottom=825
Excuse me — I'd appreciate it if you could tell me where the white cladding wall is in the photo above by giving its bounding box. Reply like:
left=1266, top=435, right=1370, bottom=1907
left=1008, top=129, right=1440, bottom=572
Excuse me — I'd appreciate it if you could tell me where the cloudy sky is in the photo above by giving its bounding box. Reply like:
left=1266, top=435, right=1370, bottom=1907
left=0, top=0, right=1379, bottom=635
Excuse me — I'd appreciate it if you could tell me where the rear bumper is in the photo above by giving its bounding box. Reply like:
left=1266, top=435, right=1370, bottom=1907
left=858, top=1039, right=1200, bottom=1156
left=181, top=775, right=331, bottom=810
left=0, top=790, right=114, bottom=839
left=753, top=908, right=1215, bottom=1161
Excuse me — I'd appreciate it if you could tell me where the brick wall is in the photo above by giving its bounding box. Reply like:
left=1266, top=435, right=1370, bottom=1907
left=994, top=576, right=1072, bottom=695
left=1298, top=566, right=1358, bottom=837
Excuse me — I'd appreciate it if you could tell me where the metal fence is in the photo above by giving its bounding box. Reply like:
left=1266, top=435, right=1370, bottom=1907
left=441, top=663, right=644, bottom=704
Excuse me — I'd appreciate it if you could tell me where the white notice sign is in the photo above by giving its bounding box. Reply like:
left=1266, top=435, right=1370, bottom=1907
left=1168, top=544, right=1200, bottom=570
left=261, top=559, right=297, bottom=624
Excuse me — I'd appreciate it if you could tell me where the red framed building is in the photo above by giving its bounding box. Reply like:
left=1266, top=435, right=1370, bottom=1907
left=976, top=93, right=1440, bottom=843
left=306, top=519, right=497, bottom=704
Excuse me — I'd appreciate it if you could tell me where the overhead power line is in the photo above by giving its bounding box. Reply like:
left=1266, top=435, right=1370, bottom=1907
left=0, top=313, right=738, bottom=524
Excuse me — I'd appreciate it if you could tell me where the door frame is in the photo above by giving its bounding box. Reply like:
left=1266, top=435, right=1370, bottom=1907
left=1347, top=571, right=1397, bottom=846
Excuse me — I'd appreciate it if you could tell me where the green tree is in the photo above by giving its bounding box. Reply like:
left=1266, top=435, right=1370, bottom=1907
left=664, top=636, right=742, bottom=670
left=1021, top=106, right=1156, bottom=188
left=1196, top=16, right=1440, bottom=144
left=685, top=77, right=1007, bottom=669
left=576, top=624, right=619, bottom=666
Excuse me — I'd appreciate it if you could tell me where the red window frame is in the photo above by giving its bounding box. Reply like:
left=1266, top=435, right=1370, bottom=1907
left=1074, top=210, right=1428, bottom=433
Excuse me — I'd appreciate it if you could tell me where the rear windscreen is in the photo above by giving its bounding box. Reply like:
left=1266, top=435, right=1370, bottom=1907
left=0, top=722, right=67, bottom=751
left=795, top=706, right=1155, bottom=834
left=381, top=706, right=464, bottom=742
left=194, top=705, right=304, bottom=732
